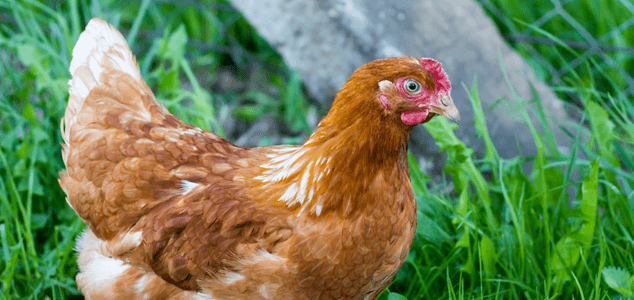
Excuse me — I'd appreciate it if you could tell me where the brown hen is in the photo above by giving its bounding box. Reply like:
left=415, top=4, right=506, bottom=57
left=59, top=18, right=460, bottom=300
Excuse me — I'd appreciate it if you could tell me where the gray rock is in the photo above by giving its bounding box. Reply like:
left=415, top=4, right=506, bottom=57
left=229, top=0, right=571, bottom=176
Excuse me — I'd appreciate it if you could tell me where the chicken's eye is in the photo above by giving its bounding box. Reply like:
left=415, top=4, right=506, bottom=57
left=404, top=79, right=421, bottom=94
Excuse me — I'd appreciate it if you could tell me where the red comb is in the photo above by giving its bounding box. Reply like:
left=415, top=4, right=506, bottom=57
left=420, top=58, right=451, bottom=92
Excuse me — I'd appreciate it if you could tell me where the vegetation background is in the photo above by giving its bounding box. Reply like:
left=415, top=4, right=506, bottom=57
left=0, top=0, right=633, bottom=299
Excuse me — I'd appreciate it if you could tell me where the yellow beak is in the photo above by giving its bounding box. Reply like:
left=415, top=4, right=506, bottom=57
left=430, top=96, right=460, bottom=124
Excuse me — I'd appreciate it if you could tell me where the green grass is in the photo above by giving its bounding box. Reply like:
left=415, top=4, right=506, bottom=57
left=477, top=0, right=634, bottom=107
left=1, top=0, right=633, bottom=299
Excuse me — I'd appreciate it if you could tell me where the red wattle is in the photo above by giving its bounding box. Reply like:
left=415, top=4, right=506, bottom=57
left=401, top=109, right=429, bottom=125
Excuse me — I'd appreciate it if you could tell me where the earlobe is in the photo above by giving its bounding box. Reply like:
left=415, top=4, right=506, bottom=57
left=379, top=94, right=389, bottom=110
left=378, top=80, right=395, bottom=111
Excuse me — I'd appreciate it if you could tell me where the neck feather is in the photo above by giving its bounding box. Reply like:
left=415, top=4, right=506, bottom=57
left=254, top=91, right=413, bottom=218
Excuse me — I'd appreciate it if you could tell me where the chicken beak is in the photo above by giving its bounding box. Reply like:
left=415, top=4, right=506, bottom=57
left=429, top=96, right=460, bottom=124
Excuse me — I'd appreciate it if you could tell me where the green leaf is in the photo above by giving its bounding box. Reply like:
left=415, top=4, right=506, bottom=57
left=31, top=128, right=48, bottom=144
left=22, top=103, right=37, bottom=123
left=407, top=152, right=430, bottom=197
left=423, top=117, right=471, bottom=190
left=179, top=58, right=223, bottom=136
left=550, top=159, right=599, bottom=286
left=577, top=158, right=599, bottom=247
left=160, top=24, right=188, bottom=67
left=158, top=69, right=181, bottom=92
left=31, top=213, right=49, bottom=230
left=183, top=8, right=202, bottom=40
left=456, top=229, right=470, bottom=248
left=282, top=71, right=310, bottom=134
left=533, top=150, right=563, bottom=205
left=480, top=235, right=496, bottom=279
left=16, top=44, right=42, bottom=71
left=586, top=100, right=619, bottom=167
left=233, top=105, right=261, bottom=121
left=190, top=88, right=214, bottom=132
left=20, top=173, right=44, bottom=196
left=602, top=267, right=634, bottom=297
left=602, top=267, right=630, bottom=289
left=551, top=236, right=581, bottom=283
left=503, top=158, right=534, bottom=206
left=16, top=43, right=53, bottom=93
left=455, top=188, right=469, bottom=219
left=387, top=292, right=409, bottom=300
left=424, top=114, right=497, bottom=230
left=464, top=76, right=498, bottom=162
left=416, top=195, right=452, bottom=247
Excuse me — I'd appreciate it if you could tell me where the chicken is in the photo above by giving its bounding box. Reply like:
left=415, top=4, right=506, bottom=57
left=59, top=18, right=460, bottom=300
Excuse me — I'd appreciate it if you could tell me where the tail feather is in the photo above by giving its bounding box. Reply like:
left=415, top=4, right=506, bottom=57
left=68, top=18, right=141, bottom=81
left=61, top=18, right=174, bottom=214
left=63, top=18, right=141, bottom=146
left=62, top=19, right=156, bottom=166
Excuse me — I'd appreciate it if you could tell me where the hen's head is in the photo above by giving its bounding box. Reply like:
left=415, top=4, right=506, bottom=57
left=331, top=56, right=460, bottom=127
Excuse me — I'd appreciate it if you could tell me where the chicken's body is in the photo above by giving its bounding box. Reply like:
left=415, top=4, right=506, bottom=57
left=60, top=19, right=459, bottom=300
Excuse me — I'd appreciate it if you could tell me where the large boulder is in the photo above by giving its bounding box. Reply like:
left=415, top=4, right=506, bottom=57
left=229, top=0, right=571, bottom=175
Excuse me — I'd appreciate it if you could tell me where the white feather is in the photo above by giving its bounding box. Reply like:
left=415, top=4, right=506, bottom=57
left=307, top=187, right=315, bottom=204
left=221, top=273, right=245, bottom=285
left=135, top=274, right=149, bottom=294
left=296, top=161, right=313, bottom=204
left=256, top=148, right=333, bottom=210
left=69, top=19, right=140, bottom=81
left=279, top=183, right=298, bottom=204
left=180, top=180, right=200, bottom=195
left=378, top=80, right=395, bottom=91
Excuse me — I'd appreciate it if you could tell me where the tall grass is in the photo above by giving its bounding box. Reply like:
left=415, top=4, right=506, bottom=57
left=1, top=0, right=633, bottom=299
left=477, top=0, right=634, bottom=107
